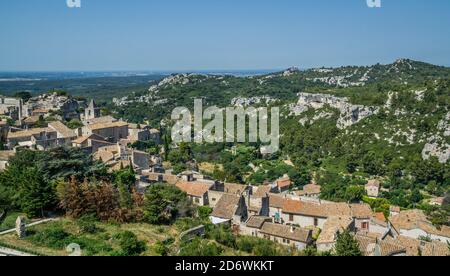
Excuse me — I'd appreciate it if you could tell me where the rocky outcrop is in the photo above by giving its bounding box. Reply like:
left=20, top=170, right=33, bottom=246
left=422, top=112, right=450, bottom=164
left=290, top=93, right=379, bottom=129
left=422, top=136, right=450, bottom=164
left=231, top=96, right=276, bottom=107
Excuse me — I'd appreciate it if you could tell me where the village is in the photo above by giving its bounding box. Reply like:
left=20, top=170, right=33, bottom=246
left=0, top=92, right=449, bottom=257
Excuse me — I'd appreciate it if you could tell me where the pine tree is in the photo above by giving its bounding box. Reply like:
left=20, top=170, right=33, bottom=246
left=57, top=177, right=87, bottom=218
left=334, top=230, right=362, bottom=256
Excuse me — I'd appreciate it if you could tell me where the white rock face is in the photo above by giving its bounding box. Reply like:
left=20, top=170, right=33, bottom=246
left=290, top=93, right=379, bottom=129
left=437, top=112, right=450, bottom=137
left=282, top=67, right=300, bottom=77
left=422, top=113, right=450, bottom=164
left=231, top=96, right=276, bottom=107
left=422, top=136, right=450, bottom=164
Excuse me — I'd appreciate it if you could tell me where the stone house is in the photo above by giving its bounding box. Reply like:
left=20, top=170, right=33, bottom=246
left=210, top=194, right=248, bottom=227
left=47, top=121, right=77, bottom=144
left=368, top=212, right=390, bottom=236
left=71, top=133, right=111, bottom=151
left=208, top=182, right=251, bottom=208
left=82, top=121, right=128, bottom=143
left=246, top=192, right=270, bottom=217
left=128, top=124, right=161, bottom=143
left=389, top=209, right=450, bottom=243
left=383, top=235, right=450, bottom=256
left=258, top=222, right=313, bottom=250
left=240, top=216, right=272, bottom=236
left=268, top=194, right=287, bottom=224
left=365, top=180, right=381, bottom=198
left=274, top=175, right=292, bottom=193
left=0, top=97, right=25, bottom=120
left=281, top=199, right=329, bottom=228
left=350, top=204, right=373, bottom=232
left=241, top=216, right=313, bottom=250
left=301, top=184, right=322, bottom=198
left=317, top=216, right=354, bottom=252
left=176, top=181, right=213, bottom=206
left=281, top=199, right=373, bottom=231
left=7, top=122, right=76, bottom=150
left=356, top=234, right=407, bottom=256
left=84, top=115, right=117, bottom=126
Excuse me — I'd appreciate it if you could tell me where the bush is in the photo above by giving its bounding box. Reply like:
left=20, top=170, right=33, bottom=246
left=197, top=206, right=213, bottom=221
left=76, top=214, right=99, bottom=234
left=114, top=231, right=147, bottom=256
left=28, top=222, right=113, bottom=256
left=28, top=224, right=70, bottom=249
left=179, top=238, right=223, bottom=256
left=236, top=236, right=282, bottom=256
left=205, top=224, right=236, bottom=248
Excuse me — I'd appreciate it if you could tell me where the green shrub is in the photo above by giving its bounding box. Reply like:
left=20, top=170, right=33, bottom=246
left=114, top=231, right=147, bottom=256
left=76, top=214, right=99, bottom=234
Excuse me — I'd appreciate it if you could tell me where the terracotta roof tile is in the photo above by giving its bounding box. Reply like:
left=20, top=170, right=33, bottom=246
left=317, top=216, right=353, bottom=244
left=253, top=185, right=273, bottom=198
left=176, top=181, right=212, bottom=197
left=260, top=223, right=311, bottom=243
left=276, top=177, right=291, bottom=189
left=210, top=194, right=242, bottom=220
left=390, top=209, right=450, bottom=238
left=269, top=194, right=286, bottom=208
left=223, top=183, right=249, bottom=195
left=88, top=121, right=128, bottom=131
left=246, top=216, right=271, bottom=229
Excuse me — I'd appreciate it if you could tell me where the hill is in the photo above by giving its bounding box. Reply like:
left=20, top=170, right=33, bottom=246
left=110, top=59, right=449, bottom=212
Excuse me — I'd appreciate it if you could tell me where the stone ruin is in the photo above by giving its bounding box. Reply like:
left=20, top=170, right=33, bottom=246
left=15, top=216, right=26, bottom=239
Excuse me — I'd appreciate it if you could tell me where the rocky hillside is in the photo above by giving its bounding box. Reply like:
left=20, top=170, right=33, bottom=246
left=111, top=59, right=449, bottom=195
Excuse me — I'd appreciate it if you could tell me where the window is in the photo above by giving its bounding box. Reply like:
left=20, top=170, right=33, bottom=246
left=361, top=222, right=369, bottom=230
left=195, top=198, right=200, bottom=204
left=314, top=218, right=319, bottom=227
left=289, top=214, right=294, bottom=222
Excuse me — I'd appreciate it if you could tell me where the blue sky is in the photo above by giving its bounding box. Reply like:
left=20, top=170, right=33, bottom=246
left=1, top=0, right=450, bottom=71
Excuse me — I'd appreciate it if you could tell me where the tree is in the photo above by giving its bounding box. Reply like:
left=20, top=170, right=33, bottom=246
left=13, top=91, right=32, bottom=102
left=362, top=151, right=384, bottom=176
left=410, top=189, right=423, bottom=204
left=334, top=230, right=362, bottom=256
left=113, top=168, right=136, bottom=208
left=345, top=185, right=365, bottom=203
left=57, top=177, right=92, bottom=218
left=18, top=167, right=56, bottom=217
left=58, top=177, right=138, bottom=222
left=115, top=231, right=147, bottom=256
left=143, top=184, right=192, bottom=225
left=66, top=119, right=84, bottom=129
left=288, top=167, right=311, bottom=188
left=0, top=162, right=56, bottom=217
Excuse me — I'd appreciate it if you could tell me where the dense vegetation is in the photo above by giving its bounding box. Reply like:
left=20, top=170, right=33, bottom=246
left=111, top=59, right=449, bottom=225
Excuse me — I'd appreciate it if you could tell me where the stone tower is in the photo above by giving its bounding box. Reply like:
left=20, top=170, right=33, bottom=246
left=84, top=99, right=101, bottom=120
